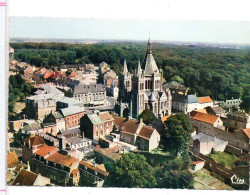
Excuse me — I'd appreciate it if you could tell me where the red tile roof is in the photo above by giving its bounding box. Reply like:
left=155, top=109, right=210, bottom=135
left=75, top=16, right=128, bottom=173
left=191, top=161, right=204, bottom=165
left=46, top=152, right=78, bottom=167
left=113, top=116, right=127, bottom=129
left=198, top=96, right=213, bottom=104
left=12, top=169, right=38, bottom=186
left=79, top=160, right=108, bottom=177
left=138, top=126, right=155, bottom=140
left=99, top=112, right=114, bottom=121
left=7, top=151, right=19, bottom=168
left=44, top=71, right=54, bottom=79
left=161, top=115, right=171, bottom=123
left=93, top=145, right=122, bottom=162
left=190, top=111, right=218, bottom=125
left=122, top=120, right=140, bottom=135
left=243, top=128, right=250, bottom=139
left=24, top=136, right=45, bottom=147
left=34, top=145, right=57, bottom=157
left=68, top=72, right=77, bottom=78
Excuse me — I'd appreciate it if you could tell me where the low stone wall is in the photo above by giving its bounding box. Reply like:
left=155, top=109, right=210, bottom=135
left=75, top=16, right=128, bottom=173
left=225, top=145, right=243, bottom=156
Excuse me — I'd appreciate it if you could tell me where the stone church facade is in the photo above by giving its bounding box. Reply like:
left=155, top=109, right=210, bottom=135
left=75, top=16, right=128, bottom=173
left=120, top=39, right=172, bottom=118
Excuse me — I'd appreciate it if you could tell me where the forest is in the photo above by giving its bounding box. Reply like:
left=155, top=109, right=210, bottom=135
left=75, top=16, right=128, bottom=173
left=10, top=42, right=250, bottom=104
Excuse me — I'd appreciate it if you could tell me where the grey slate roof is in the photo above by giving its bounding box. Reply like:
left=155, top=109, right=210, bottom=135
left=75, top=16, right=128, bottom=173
left=60, top=106, right=85, bottom=117
left=53, top=95, right=83, bottom=107
left=66, top=137, right=91, bottom=145
left=88, top=114, right=103, bottom=124
left=62, top=128, right=81, bottom=136
left=187, top=95, right=199, bottom=104
left=73, top=84, right=106, bottom=95
left=53, top=111, right=64, bottom=119
left=22, top=122, right=42, bottom=132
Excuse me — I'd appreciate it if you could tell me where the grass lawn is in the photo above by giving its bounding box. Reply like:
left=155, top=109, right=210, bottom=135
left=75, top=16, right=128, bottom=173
left=14, top=102, right=26, bottom=113
left=208, top=151, right=239, bottom=169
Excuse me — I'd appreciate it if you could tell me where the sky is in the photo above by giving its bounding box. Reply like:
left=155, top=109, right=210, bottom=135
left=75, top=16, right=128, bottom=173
left=7, top=0, right=250, bottom=44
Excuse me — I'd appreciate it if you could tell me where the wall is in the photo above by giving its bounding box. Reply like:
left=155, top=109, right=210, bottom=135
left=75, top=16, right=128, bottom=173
left=149, top=130, right=160, bottom=151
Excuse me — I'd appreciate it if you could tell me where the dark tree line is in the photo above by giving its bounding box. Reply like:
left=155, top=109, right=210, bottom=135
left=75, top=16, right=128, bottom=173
left=10, top=42, right=250, bottom=107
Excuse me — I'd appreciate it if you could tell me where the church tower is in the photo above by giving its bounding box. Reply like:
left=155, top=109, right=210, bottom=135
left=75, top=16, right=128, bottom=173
left=121, top=38, right=172, bottom=119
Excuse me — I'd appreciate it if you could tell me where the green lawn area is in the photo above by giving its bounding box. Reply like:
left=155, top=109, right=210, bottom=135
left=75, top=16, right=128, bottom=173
left=208, top=151, right=239, bottom=169
left=14, top=102, right=26, bottom=113
left=193, top=168, right=233, bottom=190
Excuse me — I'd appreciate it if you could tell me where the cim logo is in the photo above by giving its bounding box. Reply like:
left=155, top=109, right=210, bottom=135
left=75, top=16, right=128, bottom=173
left=231, top=175, right=244, bottom=185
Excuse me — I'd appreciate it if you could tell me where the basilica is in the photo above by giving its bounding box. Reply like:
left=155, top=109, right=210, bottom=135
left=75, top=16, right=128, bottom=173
left=120, top=39, right=172, bottom=118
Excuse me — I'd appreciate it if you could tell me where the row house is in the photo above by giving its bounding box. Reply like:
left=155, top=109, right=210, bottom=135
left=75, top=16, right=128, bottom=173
left=172, top=94, right=213, bottom=114
left=190, top=111, right=224, bottom=132
left=32, top=144, right=79, bottom=186
left=60, top=106, right=85, bottom=129
left=22, top=136, right=45, bottom=164
left=113, top=116, right=161, bottom=151
left=78, top=160, right=108, bottom=187
left=80, top=112, right=114, bottom=141
left=73, top=84, right=106, bottom=106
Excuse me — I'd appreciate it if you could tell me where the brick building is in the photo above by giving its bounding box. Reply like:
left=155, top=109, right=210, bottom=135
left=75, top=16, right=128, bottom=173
left=60, top=106, right=85, bottom=129
left=80, top=112, right=114, bottom=141
left=22, top=136, right=45, bottom=164
left=32, top=145, right=79, bottom=186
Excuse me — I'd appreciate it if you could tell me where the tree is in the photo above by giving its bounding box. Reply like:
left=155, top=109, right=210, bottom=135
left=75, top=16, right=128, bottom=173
left=138, top=108, right=156, bottom=125
left=104, top=153, right=156, bottom=188
left=170, top=75, right=184, bottom=85
left=155, top=152, right=194, bottom=189
left=163, top=114, right=193, bottom=156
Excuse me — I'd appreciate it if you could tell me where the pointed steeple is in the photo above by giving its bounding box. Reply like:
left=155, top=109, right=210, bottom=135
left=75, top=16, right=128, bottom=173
left=143, top=38, right=159, bottom=75
left=137, top=61, right=142, bottom=77
left=123, top=59, right=128, bottom=75
left=146, top=38, right=152, bottom=54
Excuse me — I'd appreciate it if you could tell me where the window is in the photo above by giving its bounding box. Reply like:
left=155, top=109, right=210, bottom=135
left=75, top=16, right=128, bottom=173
left=101, top=131, right=103, bottom=135
left=96, top=125, right=98, bottom=129
left=106, top=123, right=109, bottom=127
left=96, top=132, right=98, bottom=136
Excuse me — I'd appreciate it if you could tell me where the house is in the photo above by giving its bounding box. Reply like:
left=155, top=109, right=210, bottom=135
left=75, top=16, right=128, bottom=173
left=53, top=111, right=65, bottom=132
left=72, top=84, right=107, bottom=106
left=78, top=160, right=108, bottom=187
left=21, top=120, right=43, bottom=135
left=164, top=81, right=189, bottom=96
left=58, top=128, right=92, bottom=152
left=60, top=64, right=85, bottom=72
left=94, top=145, right=123, bottom=164
left=190, top=111, right=224, bottom=132
left=205, top=106, right=225, bottom=117
left=32, top=148, right=79, bottom=186
left=192, top=132, right=228, bottom=155
left=69, top=168, right=80, bottom=186
left=24, top=66, right=35, bottom=79
left=22, top=136, right=46, bottom=164
left=215, top=98, right=242, bottom=110
left=7, top=151, right=19, bottom=171
left=60, top=106, right=85, bottom=129
left=42, top=122, right=58, bottom=136
left=9, top=119, right=28, bottom=132
left=80, top=112, right=114, bottom=141
left=224, top=111, right=250, bottom=131
left=190, top=161, right=205, bottom=171
left=25, top=94, right=57, bottom=121
left=12, top=169, right=50, bottom=186
left=99, top=62, right=110, bottom=75
left=197, top=96, right=214, bottom=108
left=113, top=116, right=161, bottom=151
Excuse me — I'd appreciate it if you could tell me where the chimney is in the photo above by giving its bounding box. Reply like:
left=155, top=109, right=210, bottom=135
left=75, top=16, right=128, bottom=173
left=139, top=117, right=143, bottom=124
left=28, top=139, right=31, bottom=148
